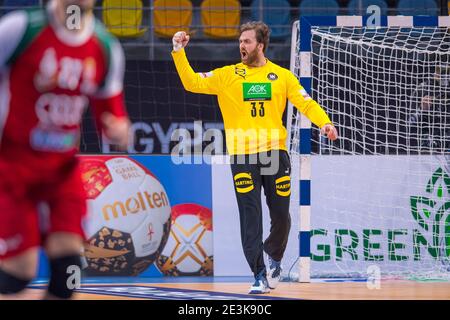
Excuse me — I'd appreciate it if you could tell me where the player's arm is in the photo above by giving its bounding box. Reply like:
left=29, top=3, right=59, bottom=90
left=90, top=39, right=130, bottom=151
left=0, top=11, right=28, bottom=68
left=171, top=31, right=222, bottom=95
left=286, top=70, right=338, bottom=141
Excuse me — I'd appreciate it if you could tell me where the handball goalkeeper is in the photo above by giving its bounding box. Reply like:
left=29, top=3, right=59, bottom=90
left=171, top=21, right=337, bottom=294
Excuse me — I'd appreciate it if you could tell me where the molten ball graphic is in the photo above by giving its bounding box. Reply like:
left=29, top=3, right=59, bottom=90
left=156, top=203, right=213, bottom=276
left=80, top=156, right=171, bottom=276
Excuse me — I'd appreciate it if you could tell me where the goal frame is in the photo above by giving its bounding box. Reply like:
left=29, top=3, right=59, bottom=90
left=288, top=15, right=450, bottom=283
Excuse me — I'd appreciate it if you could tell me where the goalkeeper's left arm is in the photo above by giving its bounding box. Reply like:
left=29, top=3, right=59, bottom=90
left=286, top=70, right=338, bottom=141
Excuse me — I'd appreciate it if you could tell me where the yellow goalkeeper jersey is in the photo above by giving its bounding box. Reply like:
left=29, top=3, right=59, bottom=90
left=172, top=48, right=332, bottom=155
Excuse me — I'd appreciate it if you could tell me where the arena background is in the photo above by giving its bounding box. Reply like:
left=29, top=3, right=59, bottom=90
left=0, top=0, right=449, bottom=301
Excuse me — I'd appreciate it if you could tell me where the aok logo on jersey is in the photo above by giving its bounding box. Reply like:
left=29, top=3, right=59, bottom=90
left=243, top=83, right=272, bottom=101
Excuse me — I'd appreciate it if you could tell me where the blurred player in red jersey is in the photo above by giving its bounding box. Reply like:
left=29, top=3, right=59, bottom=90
left=0, top=0, right=130, bottom=299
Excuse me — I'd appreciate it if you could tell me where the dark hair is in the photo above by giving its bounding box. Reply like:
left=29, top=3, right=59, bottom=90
left=239, top=21, right=270, bottom=52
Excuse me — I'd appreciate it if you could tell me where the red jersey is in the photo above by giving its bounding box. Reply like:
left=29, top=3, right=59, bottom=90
left=0, top=4, right=127, bottom=175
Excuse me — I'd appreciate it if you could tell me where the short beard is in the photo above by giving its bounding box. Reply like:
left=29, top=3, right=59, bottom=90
left=242, top=49, right=259, bottom=66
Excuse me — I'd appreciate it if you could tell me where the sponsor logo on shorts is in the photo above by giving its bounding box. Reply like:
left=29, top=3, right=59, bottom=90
left=275, top=176, right=291, bottom=197
left=234, top=172, right=254, bottom=193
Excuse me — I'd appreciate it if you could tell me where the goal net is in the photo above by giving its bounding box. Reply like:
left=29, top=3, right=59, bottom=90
left=286, top=18, right=450, bottom=281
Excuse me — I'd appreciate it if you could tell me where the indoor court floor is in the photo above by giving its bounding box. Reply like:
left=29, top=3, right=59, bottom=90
left=12, top=277, right=450, bottom=300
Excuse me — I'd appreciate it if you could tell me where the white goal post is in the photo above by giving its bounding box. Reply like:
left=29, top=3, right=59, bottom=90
left=286, top=16, right=450, bottom=282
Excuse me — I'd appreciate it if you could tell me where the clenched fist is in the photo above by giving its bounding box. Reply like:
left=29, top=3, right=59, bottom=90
left=172, top=31, right=190, bottom=52
left=320, top=123, right=338, bottom=141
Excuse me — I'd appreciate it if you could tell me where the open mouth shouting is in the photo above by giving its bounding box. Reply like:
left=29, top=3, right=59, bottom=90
left=240, top=50, right=248, bottom=61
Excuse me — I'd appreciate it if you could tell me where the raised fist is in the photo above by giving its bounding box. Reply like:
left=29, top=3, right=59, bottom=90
left=172, top=31, right=190, bottom=52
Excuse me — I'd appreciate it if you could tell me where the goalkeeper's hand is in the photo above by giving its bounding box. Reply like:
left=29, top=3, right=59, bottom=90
left=321, top=123, right=338, bottom=141
left=172, top=31, right=190, bottom=52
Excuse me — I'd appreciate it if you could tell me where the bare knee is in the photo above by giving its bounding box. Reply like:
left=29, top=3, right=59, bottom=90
left=0, top=248, right=38, bottom=279
left=45, top=232, right=83, bottom=258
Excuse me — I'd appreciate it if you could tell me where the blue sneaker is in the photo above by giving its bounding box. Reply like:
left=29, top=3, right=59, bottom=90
left=267, top=256, right=282, bottom=289
left=249, top=273, right=270, bottom=294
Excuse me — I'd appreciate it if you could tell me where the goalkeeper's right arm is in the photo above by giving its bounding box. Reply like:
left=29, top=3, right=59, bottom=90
left=171, top=31, right=222, bottom=95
